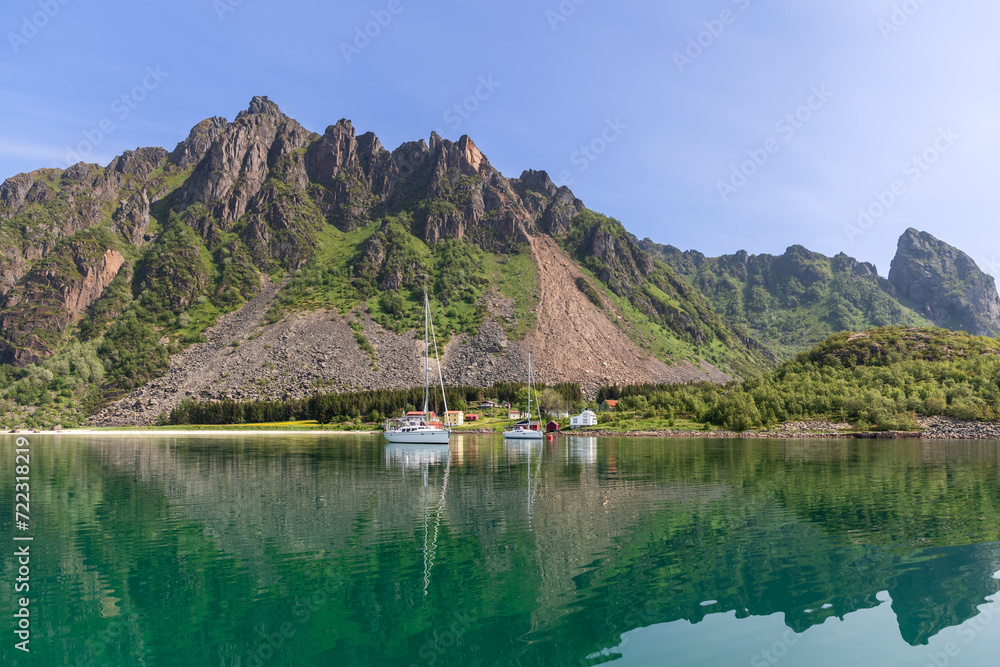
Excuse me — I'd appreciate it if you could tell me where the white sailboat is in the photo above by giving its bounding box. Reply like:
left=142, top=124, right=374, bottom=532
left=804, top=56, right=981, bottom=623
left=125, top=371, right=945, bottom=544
left=503, top=352, right=544, bottom=441
left=383, top=293, right=451, bottom=445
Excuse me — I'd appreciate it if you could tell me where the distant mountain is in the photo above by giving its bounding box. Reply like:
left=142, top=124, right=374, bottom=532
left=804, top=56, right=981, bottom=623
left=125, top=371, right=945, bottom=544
left=888, top=228, right=1000, bottom=336
left=645, top=240, right=931, bottom=359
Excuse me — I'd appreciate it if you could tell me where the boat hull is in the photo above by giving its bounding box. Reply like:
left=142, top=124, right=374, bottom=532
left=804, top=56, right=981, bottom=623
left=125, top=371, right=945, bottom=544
left=503, top=429, right=543, bottom=441
left=384, top=428, right=451, bottom=445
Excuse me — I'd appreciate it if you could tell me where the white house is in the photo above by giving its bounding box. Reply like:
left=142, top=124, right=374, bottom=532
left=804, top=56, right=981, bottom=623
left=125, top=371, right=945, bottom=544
left=570, top=409, right=598, bottom=429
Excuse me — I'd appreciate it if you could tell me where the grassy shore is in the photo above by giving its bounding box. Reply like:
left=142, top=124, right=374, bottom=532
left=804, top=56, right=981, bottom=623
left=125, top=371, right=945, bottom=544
left=58, top=420, right=381, bottom=433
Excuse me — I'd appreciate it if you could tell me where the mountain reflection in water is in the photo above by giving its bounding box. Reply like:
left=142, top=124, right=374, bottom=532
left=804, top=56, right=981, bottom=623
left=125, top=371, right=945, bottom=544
left=1, top=434, right=998, bottom=666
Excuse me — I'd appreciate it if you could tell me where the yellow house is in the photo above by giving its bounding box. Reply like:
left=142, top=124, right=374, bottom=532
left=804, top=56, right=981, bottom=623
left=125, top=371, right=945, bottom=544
left=444, top=411, right=464, bottom=426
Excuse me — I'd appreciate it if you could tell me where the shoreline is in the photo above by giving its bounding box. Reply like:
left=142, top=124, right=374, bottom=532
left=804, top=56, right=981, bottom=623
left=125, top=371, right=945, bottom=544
left=11, top=417, right=999, bottom=440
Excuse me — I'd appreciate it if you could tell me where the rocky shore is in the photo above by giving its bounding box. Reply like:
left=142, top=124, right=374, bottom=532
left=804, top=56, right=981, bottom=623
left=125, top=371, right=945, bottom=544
left=915, top=416, right=1000, bottom=439
left=541, top=418, right=1000, bottom=440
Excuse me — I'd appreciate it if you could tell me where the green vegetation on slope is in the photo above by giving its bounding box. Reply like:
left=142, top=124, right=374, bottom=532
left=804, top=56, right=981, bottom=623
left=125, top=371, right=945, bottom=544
left=558, top=210, right=774, bottom=377
left=649, top=242, right=931, bottom=359
left=0, top=161, right=270, bottom=426
left=0, top=341, right=106, bottom=428
left=597, top=327, right=1000, bottom=431
left=263, top=212, right=538, bottom=344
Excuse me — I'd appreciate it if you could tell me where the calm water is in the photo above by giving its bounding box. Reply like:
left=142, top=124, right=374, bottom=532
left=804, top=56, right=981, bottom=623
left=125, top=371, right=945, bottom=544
left=2, top=434, right=1000, bottom=666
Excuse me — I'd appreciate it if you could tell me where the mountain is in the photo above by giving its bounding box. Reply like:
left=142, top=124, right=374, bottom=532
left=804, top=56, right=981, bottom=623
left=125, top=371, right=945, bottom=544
left=646, top=240, right=931, bottom=359
left=0, top=97, right=770, bottom=427
left=888, top=228, right=1000, bottom=336
left=2, top=97, right=995, bottom=428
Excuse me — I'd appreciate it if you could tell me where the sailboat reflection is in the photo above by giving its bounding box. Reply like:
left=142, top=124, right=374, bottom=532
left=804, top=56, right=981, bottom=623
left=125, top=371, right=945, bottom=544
left=384, top=444, right=451, bottom=595
left=384, top=443, right=451, bottom=470
left=504, top=439, right=543, bottom=530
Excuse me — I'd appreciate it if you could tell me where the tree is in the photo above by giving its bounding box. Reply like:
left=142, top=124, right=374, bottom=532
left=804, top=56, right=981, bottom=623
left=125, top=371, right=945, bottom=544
left=515, top=386, right=541, bottom=415
left=537, top=388, right=566, bottom=417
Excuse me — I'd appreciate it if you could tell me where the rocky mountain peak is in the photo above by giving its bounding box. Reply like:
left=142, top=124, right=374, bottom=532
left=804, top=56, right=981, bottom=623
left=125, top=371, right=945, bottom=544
left=888, top=228, right=1000, bottom=336
left=107, top=147, right=169, bottom=180
left=173, top=99, right=314, bottom=230
left=0, top=96, right=799, bottom=378
left=428, top=131, right=443, bottom=152
left=168, top=116, right=229, bottom=168
left=457, top=135, right=485, bottom=172
left=517, top=170, right=558, bottom=198
left=236, top=95, right=285, bottom=120
left=0, top=172, right=38, bottom=216
left=511, top=170, right=582, bottom=236
left=832, top=252, right=878, bottom=279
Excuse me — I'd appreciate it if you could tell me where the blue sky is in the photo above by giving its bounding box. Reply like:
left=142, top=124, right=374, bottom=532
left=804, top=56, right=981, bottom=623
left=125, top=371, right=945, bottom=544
left=2, top=0, right=998, bottom=277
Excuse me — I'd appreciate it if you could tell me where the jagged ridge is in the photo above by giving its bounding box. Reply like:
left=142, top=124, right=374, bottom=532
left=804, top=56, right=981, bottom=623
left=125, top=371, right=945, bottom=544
left=0, top=96, right=770, bottom=426
left=648, top=239, right=933, bottom=359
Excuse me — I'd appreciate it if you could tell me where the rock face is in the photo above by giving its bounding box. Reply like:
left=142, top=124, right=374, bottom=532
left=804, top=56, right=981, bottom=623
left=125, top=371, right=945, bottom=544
left=888, top=228, right=1000, bottom=336
left=0, top=238, right=125, bottom=364
left=112, top=190, right=150, bottom=246
left=390, top=134, right=537, bottom=250
left=304, top=119, right=395, bottom=230
left=175, top=96, right=316, bottom=235
left=512, top=170, right=584, bottom=237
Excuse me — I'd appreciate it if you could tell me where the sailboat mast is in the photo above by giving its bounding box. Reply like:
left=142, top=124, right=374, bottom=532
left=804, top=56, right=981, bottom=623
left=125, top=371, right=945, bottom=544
left=423, top=292, right=430, bottom=416
left=528, top=352, right=542, bottom=427
left=527, top=352, right=532, bottom=423
left=428, top=297, right=450, bottom=423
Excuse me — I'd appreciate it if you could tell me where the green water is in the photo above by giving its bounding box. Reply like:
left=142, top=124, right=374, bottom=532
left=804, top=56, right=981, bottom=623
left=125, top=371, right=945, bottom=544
left=2, top=434, right=1000, bottom=666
